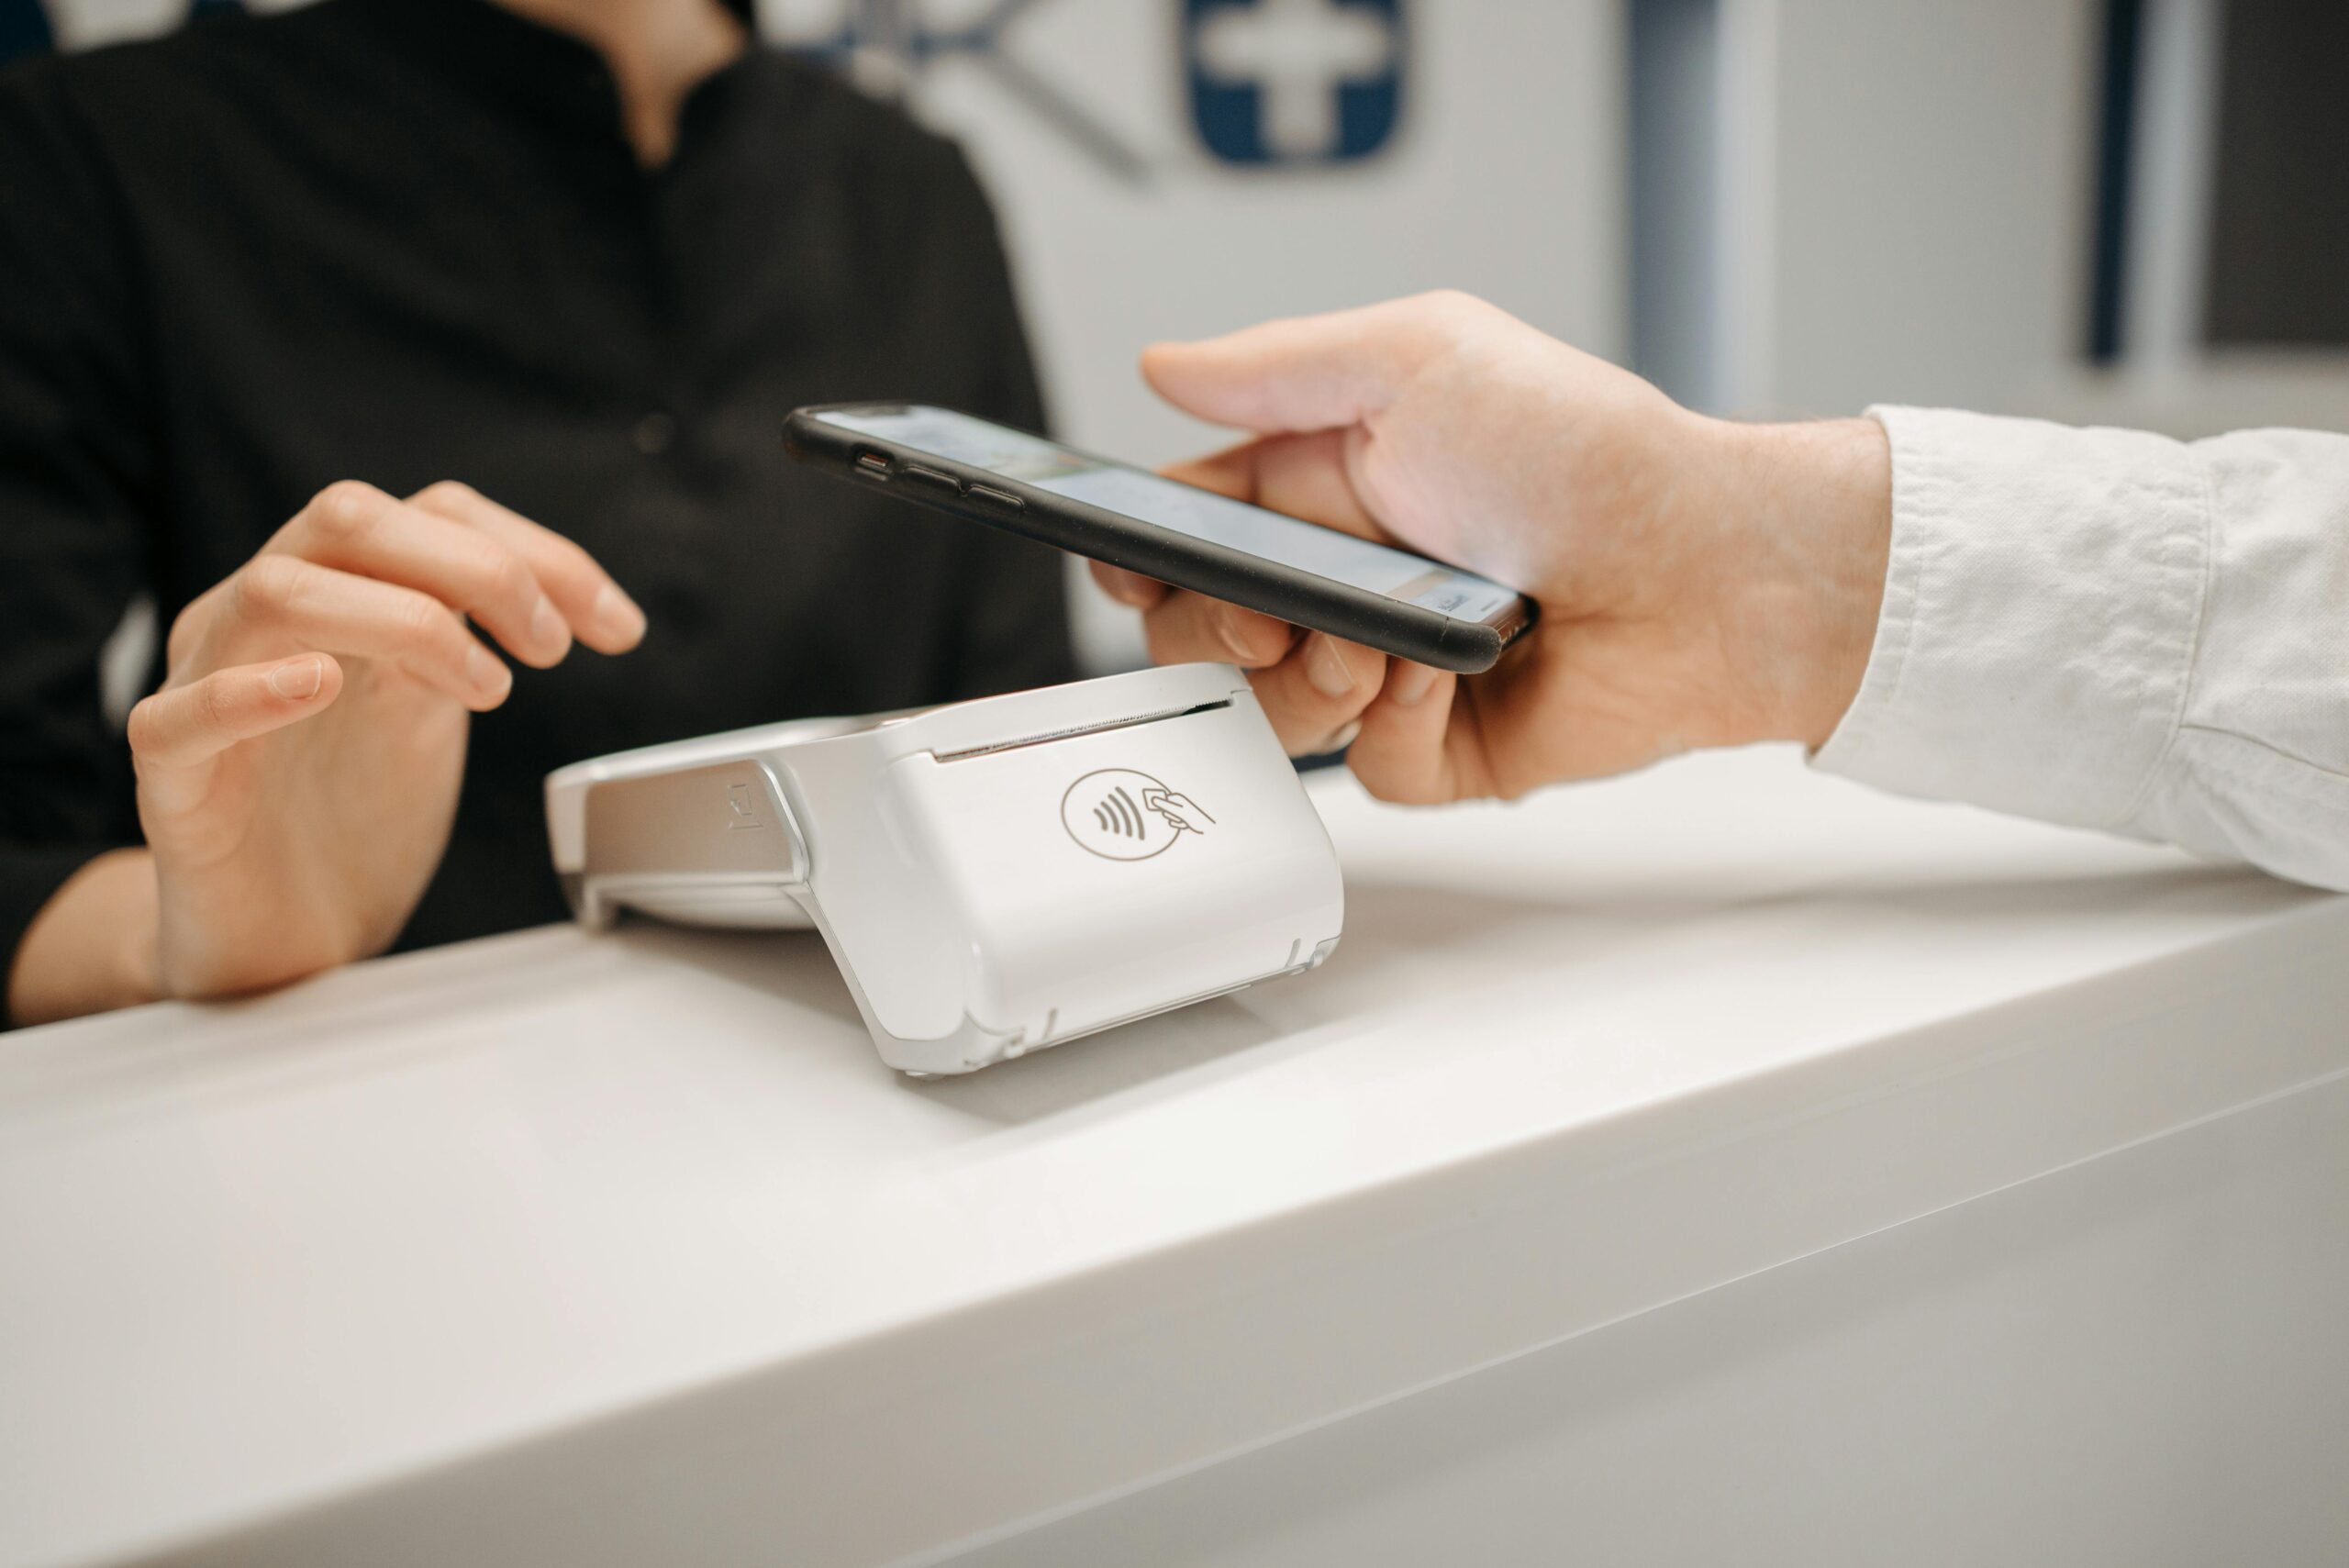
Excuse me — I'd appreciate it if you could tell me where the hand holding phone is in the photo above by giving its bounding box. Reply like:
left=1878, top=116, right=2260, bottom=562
left=785, top=403, right=1533, bottom=673
left=788, top=291, right=1888, bottom=805
left=1106, top=292, right=1892, bottom=803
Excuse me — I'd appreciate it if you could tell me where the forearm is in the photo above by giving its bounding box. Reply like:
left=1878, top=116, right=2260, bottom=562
left=1802, top=407, right=2349, bottom=891
left=6, top=848, right=160, bottom=1027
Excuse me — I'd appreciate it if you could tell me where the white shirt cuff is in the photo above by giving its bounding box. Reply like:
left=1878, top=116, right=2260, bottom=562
left=1811, top=406, right=2212, bottom=832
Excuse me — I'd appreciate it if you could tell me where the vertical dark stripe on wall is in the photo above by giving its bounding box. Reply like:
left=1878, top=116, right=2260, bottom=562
left=0, top=0, right=54, bottom=67
left=2087, top=0, right=2145, bottom=364
left=1628, top=0, right=1720, bottom=409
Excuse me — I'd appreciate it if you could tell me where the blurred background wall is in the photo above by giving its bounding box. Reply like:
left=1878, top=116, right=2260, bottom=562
left=10, top=0, right=2346, bottom=671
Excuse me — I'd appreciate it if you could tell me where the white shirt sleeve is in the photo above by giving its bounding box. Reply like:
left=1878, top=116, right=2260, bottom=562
left=1811, top=406, right=2349, bottom=891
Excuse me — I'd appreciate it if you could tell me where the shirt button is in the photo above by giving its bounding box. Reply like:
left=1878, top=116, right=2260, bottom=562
left=632, top=412, right=677, bottom=456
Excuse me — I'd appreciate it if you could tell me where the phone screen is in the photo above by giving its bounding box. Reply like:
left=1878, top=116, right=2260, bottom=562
left=811, top=406, right=1523, bottom=624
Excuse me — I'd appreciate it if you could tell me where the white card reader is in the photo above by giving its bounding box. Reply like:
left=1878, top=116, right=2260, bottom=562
left=544, top=663, right=1345, bottom=1075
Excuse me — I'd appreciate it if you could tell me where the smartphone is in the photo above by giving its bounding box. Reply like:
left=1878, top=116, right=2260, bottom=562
left=785, top=403, right=1536, bottom=673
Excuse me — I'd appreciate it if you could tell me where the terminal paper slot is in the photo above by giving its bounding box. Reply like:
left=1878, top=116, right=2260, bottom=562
left=930, top=699, right=1232, bottom=763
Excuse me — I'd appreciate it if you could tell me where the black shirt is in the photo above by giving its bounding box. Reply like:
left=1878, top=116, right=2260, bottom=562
left=0, top=0, right=1074, bottom=1012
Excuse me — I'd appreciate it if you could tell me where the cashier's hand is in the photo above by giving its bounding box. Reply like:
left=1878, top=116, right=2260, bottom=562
left=1093, top=292, right=1893, bottom=803
left=11, top=482, right=645, bottom=1025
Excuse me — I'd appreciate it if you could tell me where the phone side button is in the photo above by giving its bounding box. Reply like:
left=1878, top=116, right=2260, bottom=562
left=903, top=465, right=963, bottom=495
left=966, top=484, right=1025, bottom=514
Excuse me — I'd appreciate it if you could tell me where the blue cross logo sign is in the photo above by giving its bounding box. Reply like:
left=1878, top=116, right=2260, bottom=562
left=1186, top=0, right=1405, bottom=166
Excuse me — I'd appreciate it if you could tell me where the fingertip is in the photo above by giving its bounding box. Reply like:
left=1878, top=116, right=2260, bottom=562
left=1347, top=668, right=1459, bottom=803
left=1371, top=664, right=1454, bottom=728
left=264, top=653, right=333, bottom=705
left=1137, top=340, right=1186, bottom=386
left=510, top=595, right=573, bottom=668
left=1090, top=562, right=1165, bottom=609
left=1160, top=440, right=1263, bottom=502
left=314, top=477, right=388, bottom=526
left=462, top=643, right=514, bottom=710
left=582, top=583, right=648, bottom=653
left=1138, top=591, right=1297, bottom=671
left=1386, top=659, right=1443, bottom=707
left=1301, top=634, right=1387, bottom=702
left=1140, top=338, right=1230, bottom=416
left=1215, top=605, right=1297, bottom=669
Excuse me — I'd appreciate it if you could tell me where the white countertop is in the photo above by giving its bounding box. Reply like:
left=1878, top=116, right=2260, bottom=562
left=4, top=748, right=2343, bottom=1568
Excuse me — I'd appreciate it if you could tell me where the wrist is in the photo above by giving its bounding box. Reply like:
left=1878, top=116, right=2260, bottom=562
left=6, top=849, right=161, bottom=1027
left=1694, top=414, right=1892, bottom=751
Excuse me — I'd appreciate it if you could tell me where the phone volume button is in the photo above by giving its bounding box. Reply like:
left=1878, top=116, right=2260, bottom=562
left=902, top=464, right=963, bottom=495
left=966, top=484, right=1025, bottom=514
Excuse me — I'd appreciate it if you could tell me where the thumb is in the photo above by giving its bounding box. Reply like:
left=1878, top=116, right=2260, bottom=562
left=1141, top=293, right=1464, bottom=436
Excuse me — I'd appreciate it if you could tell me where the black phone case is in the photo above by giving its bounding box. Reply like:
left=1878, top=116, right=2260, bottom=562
left=784, top=405, right=1535, bottom=674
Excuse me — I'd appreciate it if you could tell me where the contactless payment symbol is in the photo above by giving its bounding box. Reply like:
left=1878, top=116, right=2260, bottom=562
left=1186, top=0, right=1405, bottom=166
left=1062, top=769, right=1214, bottom=861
